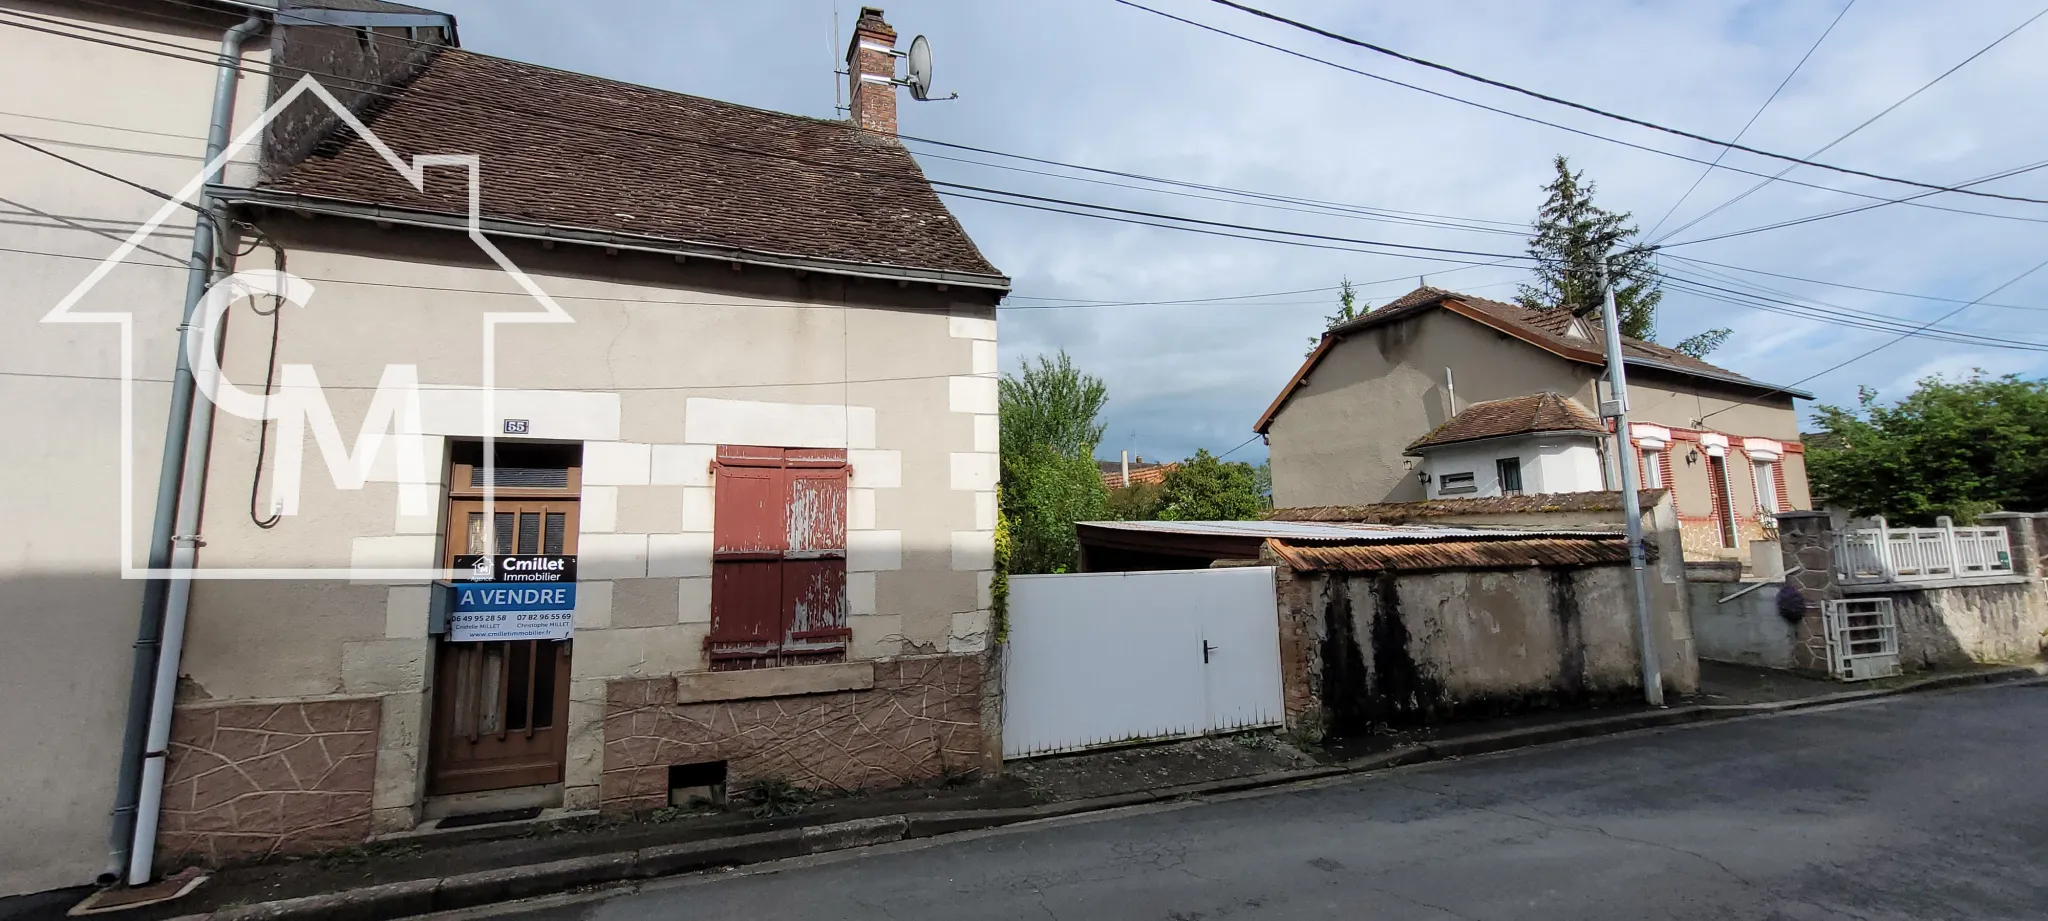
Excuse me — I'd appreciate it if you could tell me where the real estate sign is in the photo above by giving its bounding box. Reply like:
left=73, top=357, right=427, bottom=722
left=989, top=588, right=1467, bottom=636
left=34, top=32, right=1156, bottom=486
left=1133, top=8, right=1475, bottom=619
left=449, top=554, right=577, bottom=642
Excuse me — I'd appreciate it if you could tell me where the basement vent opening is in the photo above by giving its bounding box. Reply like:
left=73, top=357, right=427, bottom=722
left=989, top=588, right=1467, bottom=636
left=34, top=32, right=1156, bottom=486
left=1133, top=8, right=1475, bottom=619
left=669, top=760, right=728, bottom=808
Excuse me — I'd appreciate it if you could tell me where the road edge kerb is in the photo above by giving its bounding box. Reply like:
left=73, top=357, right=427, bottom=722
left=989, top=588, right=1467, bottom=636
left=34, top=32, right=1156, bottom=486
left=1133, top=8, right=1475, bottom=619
left=182, top=663, right=2046, bottom=921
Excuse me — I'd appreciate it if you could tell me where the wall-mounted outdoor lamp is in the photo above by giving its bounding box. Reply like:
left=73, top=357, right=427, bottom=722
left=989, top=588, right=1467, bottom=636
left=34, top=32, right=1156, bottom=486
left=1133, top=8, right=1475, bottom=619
left=1686, top=448, right=1700, bottom=466
left=1416, top=469, right=1431, bottom=485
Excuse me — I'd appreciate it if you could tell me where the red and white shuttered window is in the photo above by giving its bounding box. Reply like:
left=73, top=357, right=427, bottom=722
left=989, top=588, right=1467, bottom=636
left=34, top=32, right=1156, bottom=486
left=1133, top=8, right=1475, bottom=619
left=708, top=446, right=850, bottom=670
left=1743, top=438, right=1789, bottom=516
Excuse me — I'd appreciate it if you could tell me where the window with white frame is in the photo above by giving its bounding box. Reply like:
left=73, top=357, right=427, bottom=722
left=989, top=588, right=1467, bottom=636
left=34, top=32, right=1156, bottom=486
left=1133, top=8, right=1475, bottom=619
left=1439, top=472, right=1477, bottom=495
left=1640, top=447, right=1665, bottom=488
left=1754, top=458, right=1779, bottom=514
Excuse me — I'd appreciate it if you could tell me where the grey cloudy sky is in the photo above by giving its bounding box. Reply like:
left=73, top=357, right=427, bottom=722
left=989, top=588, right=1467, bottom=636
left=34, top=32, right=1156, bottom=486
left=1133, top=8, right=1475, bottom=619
left=429, top=0, right=2048, bottom=465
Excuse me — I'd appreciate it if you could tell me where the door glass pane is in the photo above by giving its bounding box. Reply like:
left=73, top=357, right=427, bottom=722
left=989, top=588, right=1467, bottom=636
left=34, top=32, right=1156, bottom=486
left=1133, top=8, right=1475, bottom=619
left=494, top=512, right=515, bottom=555
left=466, top=512, right=488, bottom=554
left=544, top=513, right=566, bottom=554
left=517, top=512, right=541, bottom=554
left=532, top=644, right=559, bottom=729
left=503, top=641, right=531, bottom=732
left=476, top=644, right=505, bottom=735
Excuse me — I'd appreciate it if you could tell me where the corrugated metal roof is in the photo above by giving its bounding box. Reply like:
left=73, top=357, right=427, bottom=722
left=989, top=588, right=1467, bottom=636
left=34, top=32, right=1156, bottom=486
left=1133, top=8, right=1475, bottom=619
left=1265, top=490, right=1664, bottom=523
left=1077, top=519, right=1607, bottom=543
left=1269, top=537, right=1630, bottom=573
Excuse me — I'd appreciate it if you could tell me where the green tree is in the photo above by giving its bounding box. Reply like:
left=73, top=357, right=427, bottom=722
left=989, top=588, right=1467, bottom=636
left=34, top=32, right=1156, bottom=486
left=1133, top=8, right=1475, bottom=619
left=1002, top=446, right=1109, bottom=573
left=1306, top=277, right=1367, bottom=355
left=1156, top=449, right=1263, bottom=521
left=1106, top=481, right=1165, bottom=521
left=998, top=351, right=1111, bottom=573
left=999, top=352, right=1107, bottom=460
left=1517, top=155, right=1728, bottom=357
left=1807, top=373, right=2048, bottom=525
left=1253, top=460, right=1273, bottom=509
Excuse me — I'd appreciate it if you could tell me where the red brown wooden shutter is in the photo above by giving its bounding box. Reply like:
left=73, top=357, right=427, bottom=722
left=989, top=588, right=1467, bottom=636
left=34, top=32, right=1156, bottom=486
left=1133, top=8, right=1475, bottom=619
left=1774, top=461, right=1792, bottom=512
left=1707, top=454, right=1736, bottom=547
left=710, top=452, right=787, bottom=659
left=784, top=462, right=849, bottom=651
left=708, top=447, right=849, bottom=667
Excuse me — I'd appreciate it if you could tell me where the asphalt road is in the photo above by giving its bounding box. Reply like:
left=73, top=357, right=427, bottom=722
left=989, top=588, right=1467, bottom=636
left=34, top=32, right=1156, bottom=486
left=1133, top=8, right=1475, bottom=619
left=498, top=683, right=2048, bottom=921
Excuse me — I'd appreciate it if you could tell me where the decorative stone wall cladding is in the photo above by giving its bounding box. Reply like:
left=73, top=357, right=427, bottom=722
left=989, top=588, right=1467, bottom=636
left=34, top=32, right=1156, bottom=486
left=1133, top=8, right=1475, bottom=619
left=1776, top=512, right=1842, bottom=673
left=600, top=655, right=982, bottom=812
left=156, top=698, right=380, bottom=868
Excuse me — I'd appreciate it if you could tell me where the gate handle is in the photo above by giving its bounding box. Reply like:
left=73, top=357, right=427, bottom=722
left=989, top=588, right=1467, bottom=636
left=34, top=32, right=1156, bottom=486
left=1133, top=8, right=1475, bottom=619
left=1202, top=640, right=1216, bottom=664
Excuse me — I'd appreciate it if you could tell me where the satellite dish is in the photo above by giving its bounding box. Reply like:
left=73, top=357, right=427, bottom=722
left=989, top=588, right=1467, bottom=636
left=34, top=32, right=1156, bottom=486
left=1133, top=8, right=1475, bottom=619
left=905, top=35, right=934, bottom=101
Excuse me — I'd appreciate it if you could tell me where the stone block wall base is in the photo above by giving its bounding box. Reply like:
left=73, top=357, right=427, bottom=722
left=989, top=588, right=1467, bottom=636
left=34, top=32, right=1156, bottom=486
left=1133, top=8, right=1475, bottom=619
left=157, top=698, right=382, bottom=869
left=599, top=654, right=984, bottom=813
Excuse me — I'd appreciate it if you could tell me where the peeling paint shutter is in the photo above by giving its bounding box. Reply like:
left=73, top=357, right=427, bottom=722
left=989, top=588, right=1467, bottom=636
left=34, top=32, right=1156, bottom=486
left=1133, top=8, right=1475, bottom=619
left=785, top=463, right=849, bottom=648
left=709, top=447, right=849, bottom=668
left=1774, top=461, right=1792, bottom=512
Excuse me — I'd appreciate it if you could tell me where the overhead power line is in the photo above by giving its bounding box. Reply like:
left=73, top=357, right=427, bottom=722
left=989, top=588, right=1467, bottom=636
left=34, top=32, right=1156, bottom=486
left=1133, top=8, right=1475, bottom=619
left=1193, top=0, right=2048, bottom=205
left=1655, top=2, right=2048, bottom=243
left=16, top=4, right=2043, bottom=354
left=10, top=3, right=2047, bottom=241
left=1662, top=253, right=2048, bottom=313
left=1659, top=272, right=2048, bottom=349
left=1645, top=0, right=1857, bottom=239
left=1094, top=3, right=2048, bottom=229
left=1661, top=156, right=2048, bottom=248
left=930, top=181, right=1534, bottom=262
left=1697, top=252, right=2048, bottom=419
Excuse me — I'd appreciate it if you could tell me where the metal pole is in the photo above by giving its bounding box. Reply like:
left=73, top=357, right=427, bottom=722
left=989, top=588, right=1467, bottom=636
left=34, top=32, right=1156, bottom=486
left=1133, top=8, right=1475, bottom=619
left=106, top=11, right=267, bottom=883
left=1598, top=261, right=1665, bottom=707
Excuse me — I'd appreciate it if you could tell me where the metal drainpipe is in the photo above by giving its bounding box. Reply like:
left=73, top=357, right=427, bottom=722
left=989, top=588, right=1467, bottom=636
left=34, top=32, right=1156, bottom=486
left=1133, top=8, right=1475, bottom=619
left=109, top=11, right=267, bottom=886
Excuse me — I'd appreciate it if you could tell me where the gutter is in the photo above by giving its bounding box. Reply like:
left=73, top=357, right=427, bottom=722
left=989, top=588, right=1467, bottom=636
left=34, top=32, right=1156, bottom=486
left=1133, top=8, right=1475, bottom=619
left=210, top=187, right=1014, bottom=294
left=109, top=11, right=269, bottom=887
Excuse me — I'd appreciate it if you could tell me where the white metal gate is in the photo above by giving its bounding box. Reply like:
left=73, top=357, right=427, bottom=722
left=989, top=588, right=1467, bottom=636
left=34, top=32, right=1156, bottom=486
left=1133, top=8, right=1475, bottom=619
left=1823, top=598, right=1901, bottom=681
left=1001, top=567, right=1284, bottom=759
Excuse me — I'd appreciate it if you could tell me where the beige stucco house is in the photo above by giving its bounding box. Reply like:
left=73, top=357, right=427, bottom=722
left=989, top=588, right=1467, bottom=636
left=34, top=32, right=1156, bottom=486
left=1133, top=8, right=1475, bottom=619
left=1257, top=286, right=1812, bottom=564
left=3, top=0, right=1003, bottom=894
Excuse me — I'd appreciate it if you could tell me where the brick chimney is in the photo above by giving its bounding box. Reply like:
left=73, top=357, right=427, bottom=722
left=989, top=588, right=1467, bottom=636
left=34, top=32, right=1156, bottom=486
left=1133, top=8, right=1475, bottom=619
left=845, top=6, right=898, bottom=135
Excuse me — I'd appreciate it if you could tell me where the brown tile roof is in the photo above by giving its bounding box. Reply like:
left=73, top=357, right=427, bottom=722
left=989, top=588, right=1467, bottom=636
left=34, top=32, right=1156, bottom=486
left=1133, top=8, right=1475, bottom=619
left=1405, top=391, right=1605, bottom=454
left=258, top=49, right=1005, bottom=283
left=1254, top=286, right=1805, bottom=433
left=1097, top=459, right=1177, bottom=489
left=1268, top=536, right=1631, bottom=573
left=1265, top=490, right=1667, bottom=523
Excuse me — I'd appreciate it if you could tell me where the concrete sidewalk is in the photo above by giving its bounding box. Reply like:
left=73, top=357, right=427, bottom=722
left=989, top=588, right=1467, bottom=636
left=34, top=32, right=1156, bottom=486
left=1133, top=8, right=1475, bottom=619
left=15, top=661, right=2041, bottom=921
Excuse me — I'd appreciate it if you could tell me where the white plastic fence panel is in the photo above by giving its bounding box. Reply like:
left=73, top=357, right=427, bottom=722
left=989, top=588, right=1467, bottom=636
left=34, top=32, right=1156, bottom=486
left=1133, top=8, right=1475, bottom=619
left=1003, top=567, right=1283, bottom=759
left=1823, top=597, right=1901, bottom=681
left=1836, top=521, right=2014, bottom=585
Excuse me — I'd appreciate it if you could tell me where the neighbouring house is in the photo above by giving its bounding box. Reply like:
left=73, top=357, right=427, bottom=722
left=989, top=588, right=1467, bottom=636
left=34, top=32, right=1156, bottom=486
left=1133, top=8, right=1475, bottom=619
left=1406, top=391, right=1607, bottom=500
left=2, top=1, right=1004, bottom=893
left=1070, top=512, right=1699, bottom=734
left=1256, top=286, right=1814, bottom=565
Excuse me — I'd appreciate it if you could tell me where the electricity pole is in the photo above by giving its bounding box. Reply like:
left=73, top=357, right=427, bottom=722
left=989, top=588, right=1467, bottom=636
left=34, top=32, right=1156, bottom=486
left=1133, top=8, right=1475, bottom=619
left=1597, top=260, right=1665, bottom=707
